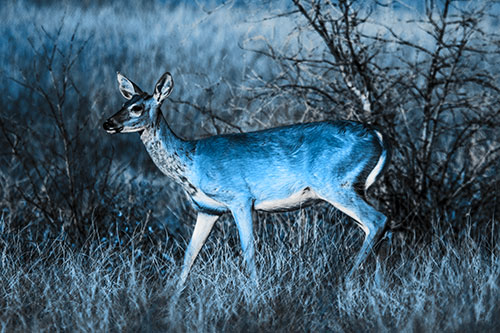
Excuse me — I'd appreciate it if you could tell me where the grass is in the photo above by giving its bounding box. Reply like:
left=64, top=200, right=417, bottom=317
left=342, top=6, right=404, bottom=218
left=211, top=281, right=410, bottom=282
left=1, top=1, right=499, bottom=331
left=1, top=203, right=498, bottom=331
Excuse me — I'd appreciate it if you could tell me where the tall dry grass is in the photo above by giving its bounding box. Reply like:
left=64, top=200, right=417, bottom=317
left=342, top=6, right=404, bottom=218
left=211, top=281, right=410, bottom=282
left=0, top=1, right=499, bottom=331
left=1, top=203, right=498, bottom=331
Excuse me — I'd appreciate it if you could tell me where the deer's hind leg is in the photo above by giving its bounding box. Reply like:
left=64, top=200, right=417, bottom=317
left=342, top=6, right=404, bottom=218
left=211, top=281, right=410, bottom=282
left=318, top=187, right=388, bottom=279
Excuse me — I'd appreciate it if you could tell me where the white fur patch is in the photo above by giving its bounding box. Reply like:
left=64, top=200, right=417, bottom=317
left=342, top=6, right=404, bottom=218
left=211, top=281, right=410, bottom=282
left=365, top=131, right=386, bottom=190
left=327, top=201, right=369, bottom=236
left=192, top=190, right=227, bottom=210
left=254, top=188, right=318, bottom=211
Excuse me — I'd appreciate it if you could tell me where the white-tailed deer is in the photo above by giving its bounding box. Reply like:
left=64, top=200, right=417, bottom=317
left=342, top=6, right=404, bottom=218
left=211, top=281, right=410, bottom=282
left=103, top=71, right=391, bottom=285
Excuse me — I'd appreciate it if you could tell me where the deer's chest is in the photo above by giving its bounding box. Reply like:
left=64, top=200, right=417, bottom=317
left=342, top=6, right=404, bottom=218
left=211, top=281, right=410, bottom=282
left=144, top=140, right=182, bottom=174
left=142, top=136, right=197, bottom=194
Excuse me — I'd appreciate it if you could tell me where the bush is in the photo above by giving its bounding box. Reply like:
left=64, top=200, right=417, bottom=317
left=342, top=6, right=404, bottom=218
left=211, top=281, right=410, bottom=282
left=0, top=0, right=499, bottom=330
left=244, top=0, right=500, bottom=238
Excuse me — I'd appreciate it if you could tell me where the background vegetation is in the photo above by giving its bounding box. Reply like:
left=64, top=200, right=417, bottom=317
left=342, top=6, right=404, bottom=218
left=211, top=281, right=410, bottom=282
left=0, top=0, right=499, bottom=331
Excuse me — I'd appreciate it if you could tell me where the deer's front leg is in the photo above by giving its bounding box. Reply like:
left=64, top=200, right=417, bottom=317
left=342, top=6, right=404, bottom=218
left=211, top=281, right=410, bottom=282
left=230, top=204, right=257, bottom=280
left=179, top=212, right=219, bottom=286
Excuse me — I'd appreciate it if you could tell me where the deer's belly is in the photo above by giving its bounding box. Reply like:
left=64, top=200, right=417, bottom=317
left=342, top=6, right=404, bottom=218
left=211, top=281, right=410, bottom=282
left=190, top=187, right=320, bottom=215
left=254, top=187, right=320, bottom=212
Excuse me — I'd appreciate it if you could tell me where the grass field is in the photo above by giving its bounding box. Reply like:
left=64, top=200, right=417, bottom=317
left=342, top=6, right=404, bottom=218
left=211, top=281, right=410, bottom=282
left=1, top=0, right=499, bottom=331
left=1, top=205, right=498, bottom=331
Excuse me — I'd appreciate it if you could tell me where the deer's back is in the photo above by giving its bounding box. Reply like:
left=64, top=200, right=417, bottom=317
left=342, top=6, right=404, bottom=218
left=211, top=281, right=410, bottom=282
left=189, top=121, right=380, bottom=203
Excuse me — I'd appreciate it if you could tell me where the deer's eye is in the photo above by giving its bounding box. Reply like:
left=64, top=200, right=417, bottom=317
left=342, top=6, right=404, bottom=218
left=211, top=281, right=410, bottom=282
left=130, top=105, right=143, bottom=115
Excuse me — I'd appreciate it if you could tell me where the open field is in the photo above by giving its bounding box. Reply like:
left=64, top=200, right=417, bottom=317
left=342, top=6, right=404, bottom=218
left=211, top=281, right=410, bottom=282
left=1, top=0, right=499, bottom=331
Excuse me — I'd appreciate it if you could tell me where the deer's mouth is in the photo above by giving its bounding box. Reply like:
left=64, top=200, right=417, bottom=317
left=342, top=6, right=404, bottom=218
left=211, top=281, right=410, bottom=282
left=103, top=120, right=123, bottom=134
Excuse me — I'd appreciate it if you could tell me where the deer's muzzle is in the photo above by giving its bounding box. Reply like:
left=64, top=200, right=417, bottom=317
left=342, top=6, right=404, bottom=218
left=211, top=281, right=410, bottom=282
left=103, top=119, right=123, bottom=134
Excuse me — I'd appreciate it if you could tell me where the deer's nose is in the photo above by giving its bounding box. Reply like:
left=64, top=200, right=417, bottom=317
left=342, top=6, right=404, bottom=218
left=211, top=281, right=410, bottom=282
left=103, top=119, right=123, bottom=133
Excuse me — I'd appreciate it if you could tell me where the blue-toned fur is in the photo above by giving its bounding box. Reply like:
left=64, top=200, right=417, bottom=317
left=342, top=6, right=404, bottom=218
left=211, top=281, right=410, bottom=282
left=104, top=72, right=391, bottom=285
left=188, top=121, right=383, bottom=212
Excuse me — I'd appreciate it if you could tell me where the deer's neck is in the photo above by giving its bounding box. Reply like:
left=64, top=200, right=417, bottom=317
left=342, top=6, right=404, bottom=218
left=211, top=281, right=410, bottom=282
left=140, top=111, right=196, bottom=192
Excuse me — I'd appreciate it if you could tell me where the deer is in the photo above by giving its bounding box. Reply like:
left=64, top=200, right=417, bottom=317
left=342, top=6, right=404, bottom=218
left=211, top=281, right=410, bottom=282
left=103, top=71, right=391, bottom=286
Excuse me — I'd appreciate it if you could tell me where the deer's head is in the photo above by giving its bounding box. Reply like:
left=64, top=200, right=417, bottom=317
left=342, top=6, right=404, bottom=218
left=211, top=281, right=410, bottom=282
left=103, top=72, right=173, bottom=134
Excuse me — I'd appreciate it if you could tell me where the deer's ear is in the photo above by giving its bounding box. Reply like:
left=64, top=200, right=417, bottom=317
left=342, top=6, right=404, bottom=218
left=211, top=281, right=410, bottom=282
left=154, top=72, right=174, bottom=104
left=116, top=72, right=143, bottom=100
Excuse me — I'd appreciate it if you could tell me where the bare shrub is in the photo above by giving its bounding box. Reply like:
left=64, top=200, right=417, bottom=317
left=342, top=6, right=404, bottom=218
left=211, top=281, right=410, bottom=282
left=0, top=18, right=136, bottom=247
left=244, top=0, right=500, bottom=239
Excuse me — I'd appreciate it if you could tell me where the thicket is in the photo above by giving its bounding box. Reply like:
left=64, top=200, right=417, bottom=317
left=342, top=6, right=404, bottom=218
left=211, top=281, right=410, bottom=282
left=0, top=0, right=498, bottom=267
left=1, top=0, right=497, bottom=248
left=0, top=1, right=260, bottom=251
left=5, top=0, right=500, bottom=264
left=244, top=0, right=500, bottom=239
left=0, top=0, right=499, bottom=330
